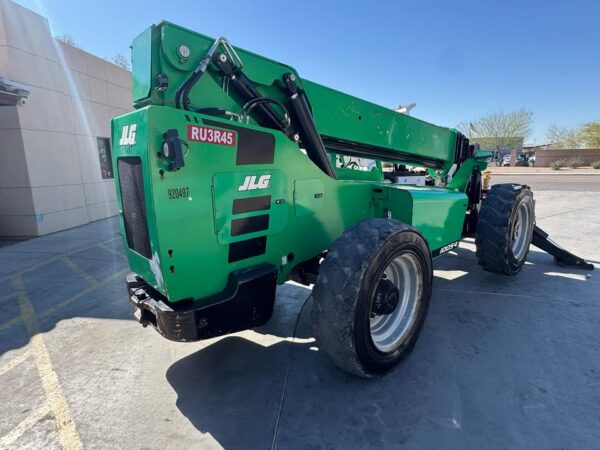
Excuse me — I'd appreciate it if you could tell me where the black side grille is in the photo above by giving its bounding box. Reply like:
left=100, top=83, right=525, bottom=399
left=118, top=157, right=152, bottom=259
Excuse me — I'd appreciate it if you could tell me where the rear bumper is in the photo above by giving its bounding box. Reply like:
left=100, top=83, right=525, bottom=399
left=126, top=265, right=277, bottom=342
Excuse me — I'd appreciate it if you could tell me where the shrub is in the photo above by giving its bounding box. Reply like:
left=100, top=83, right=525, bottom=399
left=567, top=157, right=584, bottom=168
left=591, top=161, right=600, bottom=169
left=550, top=159, right=566, bottom=170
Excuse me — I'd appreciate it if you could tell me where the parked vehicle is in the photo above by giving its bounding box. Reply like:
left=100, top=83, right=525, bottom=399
left=502, top=154, right=529, bottom=167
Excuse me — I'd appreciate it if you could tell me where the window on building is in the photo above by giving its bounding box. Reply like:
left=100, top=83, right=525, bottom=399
left=97, top=137, right=113, bottom=179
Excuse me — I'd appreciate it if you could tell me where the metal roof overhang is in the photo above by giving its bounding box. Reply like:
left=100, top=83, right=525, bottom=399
left=0, top=77, right=30, bottom=106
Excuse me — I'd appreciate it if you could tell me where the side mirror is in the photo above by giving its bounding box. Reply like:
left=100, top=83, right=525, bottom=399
left=474, top=150, right=493, bottom=162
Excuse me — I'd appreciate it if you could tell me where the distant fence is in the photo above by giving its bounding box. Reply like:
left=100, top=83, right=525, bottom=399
left=535, top=149, right=600, bottom=167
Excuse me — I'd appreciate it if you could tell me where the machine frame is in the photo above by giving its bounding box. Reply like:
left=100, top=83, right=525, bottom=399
left=112, top=21, right=592, bottom=375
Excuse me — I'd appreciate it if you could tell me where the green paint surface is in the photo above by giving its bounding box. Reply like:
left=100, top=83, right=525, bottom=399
left=112, top=22, right=487, bottom=303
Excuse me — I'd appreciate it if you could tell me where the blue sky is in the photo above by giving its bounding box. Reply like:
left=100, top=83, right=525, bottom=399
left=16, top=0, right=600, bottom=144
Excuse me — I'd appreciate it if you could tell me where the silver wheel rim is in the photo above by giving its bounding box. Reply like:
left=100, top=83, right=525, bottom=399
left=511, top=201, right=532, bottom=261
left=370, top=252, right=422, bottom=353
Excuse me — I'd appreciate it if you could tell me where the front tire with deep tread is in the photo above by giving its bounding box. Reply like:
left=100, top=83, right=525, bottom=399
left=476, top=184, right=535, bottom=275
left=312, top=219, right=433, bottom=378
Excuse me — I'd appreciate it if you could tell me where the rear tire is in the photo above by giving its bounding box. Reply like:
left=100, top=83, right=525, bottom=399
left=476, top=184, right=535, bottom=275
left=312, top=219, right=433, bottom=378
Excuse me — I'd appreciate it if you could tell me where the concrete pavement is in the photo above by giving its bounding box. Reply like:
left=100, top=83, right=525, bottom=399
left=491, top=173, right=600, bottom=191
left=0, top=190, right=598, bottom=449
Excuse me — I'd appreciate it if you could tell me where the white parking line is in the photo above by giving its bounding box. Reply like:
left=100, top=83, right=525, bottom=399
left=0, top=268, right=128, bottom=333
left=0, top=314, right=23, bottom=334
left=97, top=242, right=123, bottom=257
left=13, top=277, right=83, bottom=450
left=0, top=349, right=32, bottom=378
left=0, top=236, right=120, bottom=285
left=61, top=256, right=98, bottom=285
left=0, top=402, right=51, bottom=449
left=0, top=292, right=17, bottom=304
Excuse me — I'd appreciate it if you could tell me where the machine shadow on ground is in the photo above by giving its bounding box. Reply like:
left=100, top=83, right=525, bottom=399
left=0, top=218, right=132, bottom=357
left=166, top=281, right=314, bottom=450
left=166, top=243, right=598, bottom=449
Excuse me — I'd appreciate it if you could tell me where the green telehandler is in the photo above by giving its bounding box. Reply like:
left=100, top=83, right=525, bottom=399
left=112, top=22, right=593, bottom=377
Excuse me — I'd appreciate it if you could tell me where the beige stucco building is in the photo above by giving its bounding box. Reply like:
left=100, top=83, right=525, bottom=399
left=0, top=0, right=131, bottom=237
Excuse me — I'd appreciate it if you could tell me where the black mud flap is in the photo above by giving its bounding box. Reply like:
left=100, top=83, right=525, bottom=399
left=127, top=264, right=277, bottom=342
left=531, top=225, right=594, bottom=270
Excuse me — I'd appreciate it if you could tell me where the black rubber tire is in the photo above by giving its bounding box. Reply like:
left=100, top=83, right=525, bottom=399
left=476, top=184, right=535, bottom=275
left=312, top=219, right=433, bottom=378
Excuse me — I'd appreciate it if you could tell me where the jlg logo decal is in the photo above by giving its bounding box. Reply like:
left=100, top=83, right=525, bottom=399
left=119, top=124, right=137, bottom=146
left=238, top=175, right=271, bottom=191
left=187, top=125, right=236, bottom=146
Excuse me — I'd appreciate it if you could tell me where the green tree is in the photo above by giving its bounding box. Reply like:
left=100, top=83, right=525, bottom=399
left=111, top=53, right=131, bottom=70
left=55, top=33, right=79, bottom=48
left=546, top=121, right=600, bottom=148
left=580, top=121, right=600, bottom=148
left=546, top=125, right=585, bottom=149
left=457, top=108, right=533, bottom=151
